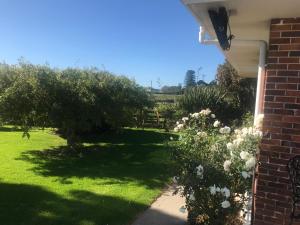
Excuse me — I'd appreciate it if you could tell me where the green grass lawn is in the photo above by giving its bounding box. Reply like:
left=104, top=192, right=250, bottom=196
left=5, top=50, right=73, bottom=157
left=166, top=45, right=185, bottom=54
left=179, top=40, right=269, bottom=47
left=0, top=127, right=174, bottom=225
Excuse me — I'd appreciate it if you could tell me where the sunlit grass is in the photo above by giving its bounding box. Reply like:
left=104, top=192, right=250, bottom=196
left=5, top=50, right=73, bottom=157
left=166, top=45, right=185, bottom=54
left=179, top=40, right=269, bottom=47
left=0, top=127, right=173, bottom=225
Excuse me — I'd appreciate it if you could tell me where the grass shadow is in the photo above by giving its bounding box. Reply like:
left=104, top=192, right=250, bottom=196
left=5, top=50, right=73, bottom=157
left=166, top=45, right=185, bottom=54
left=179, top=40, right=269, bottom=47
left=17, top=129, right=175, bottom=189
left=0, top=126, right=23, bottom=132
left=0, top=182, right=148, bottom=225
left=18, top=144, right=172, bottom=188
left=78, top=128, right=173, bottom=145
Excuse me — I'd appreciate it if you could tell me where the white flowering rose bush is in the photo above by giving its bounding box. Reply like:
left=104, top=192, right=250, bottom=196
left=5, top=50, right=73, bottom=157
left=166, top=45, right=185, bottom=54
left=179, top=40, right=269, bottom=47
left=171, top=109, right=262, bottom=225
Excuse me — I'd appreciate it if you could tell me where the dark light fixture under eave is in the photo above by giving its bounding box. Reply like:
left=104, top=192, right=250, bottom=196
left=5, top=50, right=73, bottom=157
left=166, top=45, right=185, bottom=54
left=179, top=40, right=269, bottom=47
left=208, top=7, right=234, bottom=51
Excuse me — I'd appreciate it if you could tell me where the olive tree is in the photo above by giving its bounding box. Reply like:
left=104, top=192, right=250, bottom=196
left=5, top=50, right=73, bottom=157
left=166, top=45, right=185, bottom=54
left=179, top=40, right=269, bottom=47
left=0, top=62, right=152, bottom=147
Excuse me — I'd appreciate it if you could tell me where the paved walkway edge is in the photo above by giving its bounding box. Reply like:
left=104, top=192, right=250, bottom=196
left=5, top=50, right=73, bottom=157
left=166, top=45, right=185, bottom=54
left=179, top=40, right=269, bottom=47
left=131, top=184, right=187, bottom=225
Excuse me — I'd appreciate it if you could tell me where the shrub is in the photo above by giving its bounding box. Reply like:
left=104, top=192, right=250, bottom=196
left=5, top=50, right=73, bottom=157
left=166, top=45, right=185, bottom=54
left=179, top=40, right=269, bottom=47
left=171, top=109, right=262, bottom=225
left=154, top=103, right=183, bottom=131
left=179, top=86, right=242, bottom=124
left=0, top=62, right=152, bottom=146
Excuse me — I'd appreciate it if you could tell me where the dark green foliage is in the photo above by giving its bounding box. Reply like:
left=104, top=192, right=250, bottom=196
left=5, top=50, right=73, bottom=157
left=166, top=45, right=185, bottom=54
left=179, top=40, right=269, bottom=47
left=184, top=70, right=196, bottom=88
left=0, top=62, right=152, bottom=146
left=155, top=103, right=183, bottom=131
left=179, top=61, right=257, bottom=124
left=216, top=60, right=239, bottom=90
left=196, top=80, right=208, bottom=86
left=209, top=80, right=217, bottom=86
left=216, top=60, right=257, bottom=113
left=179, top=86, right=242, bottom=123
left=160, top=85, right=182, bottom=94
left=237, top=78, right=257, bottom=113
left=0, top=63, right=53, bottom=132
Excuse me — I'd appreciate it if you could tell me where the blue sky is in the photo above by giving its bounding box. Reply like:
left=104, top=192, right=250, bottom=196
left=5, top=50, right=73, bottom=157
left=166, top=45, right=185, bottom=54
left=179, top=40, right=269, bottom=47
left=0, top=0, right=224, bottom=88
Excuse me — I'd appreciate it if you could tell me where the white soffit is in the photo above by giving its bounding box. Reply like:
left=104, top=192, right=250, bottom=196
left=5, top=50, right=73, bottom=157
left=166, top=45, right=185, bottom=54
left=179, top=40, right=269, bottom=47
left=182, top=0, right=300, bottom=77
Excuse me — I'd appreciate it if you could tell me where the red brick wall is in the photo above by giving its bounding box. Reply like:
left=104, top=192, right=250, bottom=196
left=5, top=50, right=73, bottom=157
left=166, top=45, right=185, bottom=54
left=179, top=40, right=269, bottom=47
left=254, top=18, right=300, bottom=225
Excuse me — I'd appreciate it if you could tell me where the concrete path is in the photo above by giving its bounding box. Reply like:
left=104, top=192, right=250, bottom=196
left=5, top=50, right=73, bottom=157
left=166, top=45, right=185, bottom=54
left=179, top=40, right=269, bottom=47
left=132, top=185, right=187, bottom=225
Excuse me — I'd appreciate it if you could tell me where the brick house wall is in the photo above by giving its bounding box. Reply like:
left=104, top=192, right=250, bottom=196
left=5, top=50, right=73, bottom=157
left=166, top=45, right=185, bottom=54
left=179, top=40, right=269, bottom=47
left=253, top=18, right=300, bottom=225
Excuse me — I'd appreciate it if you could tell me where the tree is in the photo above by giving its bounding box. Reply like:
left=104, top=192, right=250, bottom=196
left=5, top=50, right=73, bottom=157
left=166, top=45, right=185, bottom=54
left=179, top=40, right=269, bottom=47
left=216, top=60, right=257, bottom=114
left=160, top=85, right=182, bottom=94
left=0, top=62, right=152, bottom=148
left=184, top=70, right=196, bottom=88
left=216, top=60, right=239, bottom=91
left=196, top=80, right=207, bottom=86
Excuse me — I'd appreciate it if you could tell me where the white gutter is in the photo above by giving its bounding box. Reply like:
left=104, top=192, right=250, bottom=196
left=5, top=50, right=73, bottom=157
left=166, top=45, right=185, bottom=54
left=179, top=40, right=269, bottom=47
left=199, top=26, right=267, bottom=119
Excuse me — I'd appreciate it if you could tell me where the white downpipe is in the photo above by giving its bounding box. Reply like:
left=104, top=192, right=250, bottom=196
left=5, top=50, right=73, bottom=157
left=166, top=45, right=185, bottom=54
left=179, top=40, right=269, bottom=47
left=199, top=26, right=267, bottom=120
left=254, top=42, right=267, bottom=118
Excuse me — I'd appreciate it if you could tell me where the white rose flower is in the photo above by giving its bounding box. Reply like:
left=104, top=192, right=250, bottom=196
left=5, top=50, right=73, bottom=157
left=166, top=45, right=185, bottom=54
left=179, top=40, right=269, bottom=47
left=221, top=187, right=230, bottom=198
left=191, top=112, right=199, bottom=118
left=200, top=108, right=211, bottom=116
left=197, top=131, right=207, bottom=137
left=245, top=157, right=256, bottom=170
left=248, top=127, right=254, bottom=135
left=224, top=126, right=231, bottom=134
left=241, top=171, right=251, bottom=179
left=205, top=108, right=211, bottom=115
left=174, top=127, right=179, bottom=132
left=219, top=126, right=231, bottom=134
left=176, top=121, right=180, bottom=125
left=216, top=187, right=221, bottom=192
left=221, top=200, right=231, bottom=208
left=170, top=137, right=174, bottom=141
left=241, top=128, right=249, bottom=137
left=209, top=185, right=217, bottom=195
left=182, top=117, right=189, bottom=122
left=234, top=129, right=241, bottom=135
left=211, top=113, right=216, bottom=118
left=226, top=143, right=233, bottom=150
left=223, top=160, right=232, bottom=172
left=233, top=137, right=244, bottom=146
left=213, top=120, right=220, bottom=127
left=240, top=151, right=250, bottom=160
left=196, top=165, right=204, bottom=179
left=177, top=124, right=184, bottom=129
left=189, top=192, right=195, bottom=201
left=244, top=191, right=250, bottom=198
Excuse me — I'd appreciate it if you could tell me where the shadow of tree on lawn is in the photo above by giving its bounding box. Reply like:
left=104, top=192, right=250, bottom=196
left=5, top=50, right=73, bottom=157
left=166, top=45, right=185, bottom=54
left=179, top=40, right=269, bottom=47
left=16, top=129, right=174, bottom=189
left=0, top=126, right=23, bottom=132
left=0, top=182, right=148, bottom=225
left=0, top=182, right=186, bottom=225
left=77, top=128, right=173, bottom=145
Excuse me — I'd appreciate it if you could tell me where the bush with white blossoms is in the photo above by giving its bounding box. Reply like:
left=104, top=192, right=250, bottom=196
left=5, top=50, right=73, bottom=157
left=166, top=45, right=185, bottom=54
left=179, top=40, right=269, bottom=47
left=171, top=109, right=262, bottom=225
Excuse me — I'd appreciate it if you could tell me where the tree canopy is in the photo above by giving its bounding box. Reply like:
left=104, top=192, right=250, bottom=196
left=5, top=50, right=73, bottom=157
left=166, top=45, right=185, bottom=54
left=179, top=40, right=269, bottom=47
left=216, top=60, right=257, bottom=113
left=0, top=62, right=153, bottom=147
left=184, top=70, right=196, bottom=88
